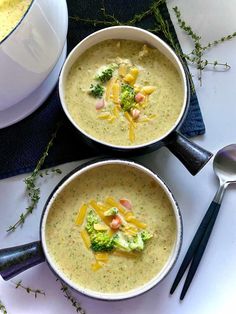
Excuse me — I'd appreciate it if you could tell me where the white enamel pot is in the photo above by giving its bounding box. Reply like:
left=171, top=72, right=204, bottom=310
left=0, top=0, right=68, bottom=111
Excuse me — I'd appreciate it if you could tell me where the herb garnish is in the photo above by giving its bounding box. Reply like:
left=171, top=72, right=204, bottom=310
left=89, top=83, right=104, bottom=98
left=0, top=300, right=7, bottom=314
left=7, top=123, right=62, bottom=232
left=14, top=280, right=46, bottom=298
left=58, top=280, right=85, bottom=314
left=96, top=68, right=114, bottom=83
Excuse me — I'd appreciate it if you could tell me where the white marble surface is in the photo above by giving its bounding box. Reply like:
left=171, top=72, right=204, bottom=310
left=1, top=0, right=236, bottom=313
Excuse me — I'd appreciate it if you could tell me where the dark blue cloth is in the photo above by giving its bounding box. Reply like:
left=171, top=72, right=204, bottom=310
left=0, top=0, right=205, bottom=179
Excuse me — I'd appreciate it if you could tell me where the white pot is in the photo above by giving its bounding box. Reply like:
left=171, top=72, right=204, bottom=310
left=0, top=0, right=68, bottom=111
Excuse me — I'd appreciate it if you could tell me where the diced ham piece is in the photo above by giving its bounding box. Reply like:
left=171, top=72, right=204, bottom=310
left=95, top=98, right=105, bottom=110
left=110, top=216, right=122, bottom=230
left=119, top=198, right=132, bottom=210
left=131, top=109, right=140, bottom=120
left=135, top=92, right=145, bottom=103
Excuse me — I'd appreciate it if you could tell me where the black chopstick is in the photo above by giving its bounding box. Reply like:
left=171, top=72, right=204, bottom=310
left=179, top=202, right=221, bottom=299
left=170, top=200, right=221, bottom=299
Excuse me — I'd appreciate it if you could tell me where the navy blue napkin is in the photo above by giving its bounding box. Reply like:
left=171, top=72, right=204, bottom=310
left=0, top=0, right=205, bottom=179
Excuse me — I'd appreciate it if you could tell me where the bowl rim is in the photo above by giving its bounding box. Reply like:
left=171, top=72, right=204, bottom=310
left=0, top=0, right=35, bottom=46
left=59, top=25, right=188, bottom=150
left=41, top=158, right=183, bottom=301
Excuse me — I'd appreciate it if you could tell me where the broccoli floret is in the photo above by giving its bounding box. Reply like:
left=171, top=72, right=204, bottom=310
left=129, top=231, right=153, bottom=251
left=85, top=210, right=152, bottom=253
left=104, top=207, right=118, bottom=216
left=113, top=232, right=131, bottom=252
left=85, top=210, right=100, bottom=234
left=129, top=232, right=144, bottom=251
left=85, top=210, right=114, bottom=252
left=120, top=84, right=135, bottom=111
left=89, top=84, right=104, bottom=98
left=141, top=230, right=153, bottom=242
left=90, top=232, right=114, bottom=252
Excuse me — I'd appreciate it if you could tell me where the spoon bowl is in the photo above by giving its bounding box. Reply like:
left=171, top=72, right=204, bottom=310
left=214, top=144, right=236, bottom=184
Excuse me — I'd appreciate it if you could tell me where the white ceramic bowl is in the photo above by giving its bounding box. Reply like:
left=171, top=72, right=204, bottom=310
left=0, top=0, right=68, bottom=111
left=58, top=26, right=213, bottom=176
left=59, top=26, right=187, bottom=150
left=41, top=159, right=183, bottom=300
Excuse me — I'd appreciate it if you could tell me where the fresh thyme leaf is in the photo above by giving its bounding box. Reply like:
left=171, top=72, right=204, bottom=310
left=201, top=32, right=236, bottom=52
left=124, top=0, right=166, bottom=26
left=7, top=123, right=62, bottom=233
left=152, top=6, right=181, bottom=55
left=89, top=84, right=104, bottom=98
left=0, top=300, right=7, bottom=314
left=173, top=6, right=201, bottom=42
left=173, top=6, right=235, bottom=84
left=100, top=0, right=121, bottom=25
left=14, top=280, right=46, bottom=298
left=57, top=280, right=85, bottom=314
left=69, top=15, right=117, bottom=27
left=39, top=168, right=62, bottom=178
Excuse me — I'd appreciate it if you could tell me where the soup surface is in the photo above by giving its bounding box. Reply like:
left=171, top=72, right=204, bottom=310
left=0, top=0, right=32, bottom=42
left=64, top=40, right=184, bottom=146
left=45, top=164, right=177, bottom=294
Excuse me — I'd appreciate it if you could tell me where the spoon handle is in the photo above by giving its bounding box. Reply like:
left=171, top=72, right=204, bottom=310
left=170, top=200, right=220, bottom=295
left=180, top=201, right=221, bottom=300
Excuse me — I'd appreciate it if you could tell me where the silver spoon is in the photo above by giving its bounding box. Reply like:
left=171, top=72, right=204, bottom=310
left=170, top=144, right=236, bottom=299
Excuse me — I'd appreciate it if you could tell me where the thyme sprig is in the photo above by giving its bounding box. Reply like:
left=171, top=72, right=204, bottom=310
left=120, top=0, right=166, bottom=26
left=39, top=168, right=62, bottom=178
left=0, top=300, right=7, bottom=314
left=14, top=280, right=45, bottom=298
left=7, top=123, right=62, bottom=233
left=70, top=0, right=236, bottom=88
left=58, top=280, right=85, bottom=314
left=69, top=0, right=194, bottom=89
left=202, top=32, right=236, bottom=51
left=173, top=6, right=235, bottom=84
left=69, top=0, right=165, bottom=27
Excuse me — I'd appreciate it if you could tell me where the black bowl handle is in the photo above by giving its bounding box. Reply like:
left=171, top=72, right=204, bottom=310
left=0, top=241, right=45, bottom=280
left=164, top=131, right=212, bottom=175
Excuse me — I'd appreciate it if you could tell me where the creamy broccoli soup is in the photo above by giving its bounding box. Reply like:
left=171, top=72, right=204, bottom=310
left=0, top=0, right=32, bottom=42
left=45, top=164, right=177, bottom=294
left=64, top=40, right=184, bottom=146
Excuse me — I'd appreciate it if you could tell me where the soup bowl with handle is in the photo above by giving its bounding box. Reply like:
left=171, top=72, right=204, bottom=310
left=0, top=0, right=68, bottom=111
left=59, top=26, right=212, bottom=176
left=0, top=159, right=182, bottom=301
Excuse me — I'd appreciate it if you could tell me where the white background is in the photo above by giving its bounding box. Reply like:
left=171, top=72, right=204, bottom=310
left=1, top=0, right=236, bottom=313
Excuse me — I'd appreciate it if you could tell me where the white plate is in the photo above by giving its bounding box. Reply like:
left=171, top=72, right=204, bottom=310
left=0, top=42, right=67, bottom=129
